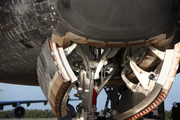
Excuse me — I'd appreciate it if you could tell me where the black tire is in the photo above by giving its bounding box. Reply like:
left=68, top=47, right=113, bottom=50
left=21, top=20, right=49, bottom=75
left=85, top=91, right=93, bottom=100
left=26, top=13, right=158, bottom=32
left=56, top=0, right=179, bottom=42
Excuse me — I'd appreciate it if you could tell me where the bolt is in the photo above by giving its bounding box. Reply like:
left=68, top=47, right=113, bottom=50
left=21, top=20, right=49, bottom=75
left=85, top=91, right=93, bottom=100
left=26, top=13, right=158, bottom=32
left=149, top=74, right=155, bottom=80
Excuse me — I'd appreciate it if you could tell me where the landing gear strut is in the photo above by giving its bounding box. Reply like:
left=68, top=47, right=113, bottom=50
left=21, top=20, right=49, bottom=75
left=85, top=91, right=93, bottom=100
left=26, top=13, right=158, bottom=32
left=37, top=33, right=180, bottom=120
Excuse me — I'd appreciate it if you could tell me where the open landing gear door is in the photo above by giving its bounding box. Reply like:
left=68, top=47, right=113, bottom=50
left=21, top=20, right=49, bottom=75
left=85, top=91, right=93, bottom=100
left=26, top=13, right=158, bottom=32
left=37, top=33, right=180, bottom=119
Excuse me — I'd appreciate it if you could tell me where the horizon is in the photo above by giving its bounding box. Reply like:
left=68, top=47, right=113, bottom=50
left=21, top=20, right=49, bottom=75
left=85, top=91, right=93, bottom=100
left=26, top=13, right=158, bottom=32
left=0, top=73, right=180, bottom=112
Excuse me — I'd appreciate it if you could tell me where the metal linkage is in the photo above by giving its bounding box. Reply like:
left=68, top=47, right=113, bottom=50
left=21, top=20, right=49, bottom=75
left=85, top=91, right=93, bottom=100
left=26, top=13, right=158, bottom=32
left=94, top=48, right=112, bottom=79
left=121, top=46, right=155, bottom=91
left=103, top=86, right=128, bottom=117
left=148, top=45, right=165, bottom=60
left=97, top=66, right=117, bottom=94
left=74, top=45, right=120, bottom=120
left=129, top=60, right=155, bottom=90
left=115, top=42, right=180, bottom=120
left=121, top=68, right=136, bottom=91
left=76, top=45, right=96, bottom=80
left=64, top=43, right=77, bottom=56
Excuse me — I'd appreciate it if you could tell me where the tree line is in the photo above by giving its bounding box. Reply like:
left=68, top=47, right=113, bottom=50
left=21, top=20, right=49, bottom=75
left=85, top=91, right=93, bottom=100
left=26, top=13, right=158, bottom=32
left=0, top=109, right=56, bottom=118
left=0, top=109, right=173, bottom=119
left=165, top=109, right=172, bottom=120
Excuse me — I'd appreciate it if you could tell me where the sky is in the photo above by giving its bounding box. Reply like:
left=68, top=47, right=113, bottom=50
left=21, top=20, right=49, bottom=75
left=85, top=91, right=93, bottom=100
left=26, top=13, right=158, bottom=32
left=0, top=73, right=180, bottom=112
left=0, top=82, right=107, bottom=112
